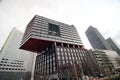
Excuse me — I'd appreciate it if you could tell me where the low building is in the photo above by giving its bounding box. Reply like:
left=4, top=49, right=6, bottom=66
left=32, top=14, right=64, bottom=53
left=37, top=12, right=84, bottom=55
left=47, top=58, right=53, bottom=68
left=90, top=49, right=120, bottom=74
left=90, top=49, right=114, bottom=75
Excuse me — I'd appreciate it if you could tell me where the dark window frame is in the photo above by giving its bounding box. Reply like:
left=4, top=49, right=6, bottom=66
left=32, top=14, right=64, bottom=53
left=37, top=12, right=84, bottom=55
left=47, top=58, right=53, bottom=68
left=48, top=23, right=60, bottom=36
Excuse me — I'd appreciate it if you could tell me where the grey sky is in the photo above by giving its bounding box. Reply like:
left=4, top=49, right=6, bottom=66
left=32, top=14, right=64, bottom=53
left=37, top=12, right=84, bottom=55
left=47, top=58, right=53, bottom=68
left=0, top=0, right=120, bottom=49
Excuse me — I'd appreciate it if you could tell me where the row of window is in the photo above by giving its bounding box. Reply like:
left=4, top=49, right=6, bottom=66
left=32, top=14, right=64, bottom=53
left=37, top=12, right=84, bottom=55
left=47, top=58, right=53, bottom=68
left=37, top=54, right=55, bottom=61
left=32, top=24, right=80, bottom=40
left=2, top=58, right=24, bottom=62
left=37, top=50, right=55, bottom=61
left=36, top=66, right=56, bottom=74
left=36, top=57, right=56, bottom=68
left=56, top=47, right=86, bottom=56
left=2, top=58, right=8, bottom=60
left=0, top=64, right=23, bottom=67
left=0, top=67, right=25, bottom=71
left=33, top=21, right=78, bottom=36
left=34, top=18, right=76, bottom=32
left=34, top=17, right=64, bottom=27
left=32, top=19, right=80, bottom=38
left=1, top=61, right=23, bottom=65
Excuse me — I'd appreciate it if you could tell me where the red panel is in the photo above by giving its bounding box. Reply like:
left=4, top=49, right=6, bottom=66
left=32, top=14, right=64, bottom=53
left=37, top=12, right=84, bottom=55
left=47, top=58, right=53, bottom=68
left=20, top=38, right=54, bottom=52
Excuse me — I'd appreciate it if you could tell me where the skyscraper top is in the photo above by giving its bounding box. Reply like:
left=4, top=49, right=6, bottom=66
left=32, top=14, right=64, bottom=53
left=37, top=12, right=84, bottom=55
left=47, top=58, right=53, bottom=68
left=85, top=26, right=112, bottom=50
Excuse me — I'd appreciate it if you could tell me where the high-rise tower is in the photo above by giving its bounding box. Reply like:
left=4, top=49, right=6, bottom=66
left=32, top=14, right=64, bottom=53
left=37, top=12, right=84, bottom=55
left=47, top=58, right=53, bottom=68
left=85, top=26, right=112, bottom=50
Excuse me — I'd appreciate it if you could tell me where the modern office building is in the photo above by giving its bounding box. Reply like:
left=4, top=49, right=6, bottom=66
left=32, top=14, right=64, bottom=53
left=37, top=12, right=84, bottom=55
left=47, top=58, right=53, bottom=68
left=0, top=28, right=36, bottom=80
left=106, top=38, right=120, bottom=56
left=20, top=15, right=100, bottom=80
left=85, top=26, right=112, bottom=50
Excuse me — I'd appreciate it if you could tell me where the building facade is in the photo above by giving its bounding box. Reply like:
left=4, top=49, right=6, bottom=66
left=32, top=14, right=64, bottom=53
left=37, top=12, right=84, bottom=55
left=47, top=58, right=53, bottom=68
left=91, top=49, right=120, bottom=71
left=34, top=44, right=100, bottom=80
left=101, top=50, right=120, bottom=69
left=20, top=15, right=100, bottom=80
left=90, top=49, right=114, bottom=75
left=0, top=28, right=36, bottom=80
left=106, top=38, right=120, bottom=56
left=85, top=26, right=112, bottom=50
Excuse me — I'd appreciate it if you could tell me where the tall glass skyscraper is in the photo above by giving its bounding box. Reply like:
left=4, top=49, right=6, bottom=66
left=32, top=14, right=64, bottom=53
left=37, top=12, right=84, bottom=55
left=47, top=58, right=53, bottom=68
left=20, top=15, right=100, bottom=80
left=106, top=38, right=120, bottom=56
left=85, top=26, right=112, bottom=50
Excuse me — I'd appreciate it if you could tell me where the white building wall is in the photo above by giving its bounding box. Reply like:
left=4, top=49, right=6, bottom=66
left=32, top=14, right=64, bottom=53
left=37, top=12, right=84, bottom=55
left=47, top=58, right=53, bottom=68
left=0, top=28, right=36, bottom=73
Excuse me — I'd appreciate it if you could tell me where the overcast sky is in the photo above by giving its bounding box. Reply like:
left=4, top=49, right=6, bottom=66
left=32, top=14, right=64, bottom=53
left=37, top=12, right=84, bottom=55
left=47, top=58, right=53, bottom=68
left=0, top=0, right=120, bottom=49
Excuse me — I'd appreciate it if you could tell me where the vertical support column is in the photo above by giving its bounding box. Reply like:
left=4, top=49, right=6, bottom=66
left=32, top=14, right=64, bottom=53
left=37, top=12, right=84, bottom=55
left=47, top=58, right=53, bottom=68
left=66, top=44, right=71, bottom=80
left=67, top=44, right=74, bottom=79
left=54, top=42, right=59, bottom=80
left=59, top=43, right=63, bottom=80
left=78, top=45, right=84, bottom=78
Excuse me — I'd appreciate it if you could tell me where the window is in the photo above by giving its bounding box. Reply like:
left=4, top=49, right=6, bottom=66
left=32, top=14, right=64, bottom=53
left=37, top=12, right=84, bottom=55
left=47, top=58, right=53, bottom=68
left=3, top=64, right=6, bottom=66
left=2, top=58, right=5, bottom=60
left=64, top=52, right=67, bottom=55
left=66, top=56, right=68, bottom=60
left=58, top=62, right=61, bottom=66
left=57, top=52, right=60, bottom=55
left=69, top=57, right=71, bottom=60
left=57, top=48, right=59, bottom=51
left=53, top=57, right=55, bottom=61
left=62, top=56, right=64, bottom=60
left=58, top=56, right=61, bottom=60
left=50, top=67, right=52, bottom=73
left=63, top=61, right=65, bottom=65
left=53, top=66, right=56, bottom=72
left=53, top=62, right=55, bottom=66
left=50, top=58, right=52, bottom=62
left=48, top=23, right=60, bottom=36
